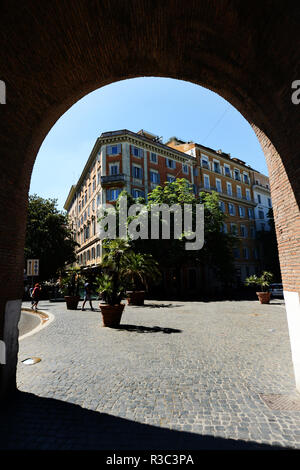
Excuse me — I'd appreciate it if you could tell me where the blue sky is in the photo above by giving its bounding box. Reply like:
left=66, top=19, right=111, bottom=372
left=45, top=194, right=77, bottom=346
left=30, top=77, right=268, bottom=210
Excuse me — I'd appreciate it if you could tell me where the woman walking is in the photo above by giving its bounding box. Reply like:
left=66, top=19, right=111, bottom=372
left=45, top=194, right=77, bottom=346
left=31, top=283, right=41, bottom=311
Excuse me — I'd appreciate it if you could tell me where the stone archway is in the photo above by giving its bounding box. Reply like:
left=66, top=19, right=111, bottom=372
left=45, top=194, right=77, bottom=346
left=0, top=0, right=300, bottom=398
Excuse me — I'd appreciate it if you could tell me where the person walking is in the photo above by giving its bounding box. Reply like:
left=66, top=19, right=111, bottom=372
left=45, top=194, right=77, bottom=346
left=81, top=281, right=94, bottom=311
left=31, top=283, right=41, bottom=311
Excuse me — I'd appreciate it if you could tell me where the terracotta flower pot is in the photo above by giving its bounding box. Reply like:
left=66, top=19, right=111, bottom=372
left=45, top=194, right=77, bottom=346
left=99, top=303, right=125, bottom=327
left=127, top=290, right=145, bottom=306
left=64, top=295, right=80, bottom=310
left=256, top=292, right=271, bottom=304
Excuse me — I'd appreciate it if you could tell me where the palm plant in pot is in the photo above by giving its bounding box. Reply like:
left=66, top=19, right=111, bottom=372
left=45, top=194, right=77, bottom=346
left=244, top=271, right=274, bottom=304
left=96, top=239, right=129, bottom=327
left=60, top=266, right=83, bottom=310
left=123, top=252, right=162, bottom=306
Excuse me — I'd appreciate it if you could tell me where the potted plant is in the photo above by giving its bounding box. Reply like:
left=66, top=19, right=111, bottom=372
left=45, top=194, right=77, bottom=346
left=96, top=239, right=129, bottom=327
left=123, top=252, right=161, bottom=306
left=60, top=267, right=83, bottom=310
left=244, top=271, right=274, bottom=304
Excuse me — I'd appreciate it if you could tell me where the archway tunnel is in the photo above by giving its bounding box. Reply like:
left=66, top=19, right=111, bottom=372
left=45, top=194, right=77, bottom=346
left=0, top=0, right=300, bottom=398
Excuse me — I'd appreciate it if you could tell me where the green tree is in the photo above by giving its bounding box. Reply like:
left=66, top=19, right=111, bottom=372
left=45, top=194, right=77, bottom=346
left=102, top=180, right=237, bottom=287
left=25, top=195, right=78, bottom=281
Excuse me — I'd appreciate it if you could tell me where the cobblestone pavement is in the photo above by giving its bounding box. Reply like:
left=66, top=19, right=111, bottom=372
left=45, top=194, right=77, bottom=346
left=1, top=298, right=300, bottom=450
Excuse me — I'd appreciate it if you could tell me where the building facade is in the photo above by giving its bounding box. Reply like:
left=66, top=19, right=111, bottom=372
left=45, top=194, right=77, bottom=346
left=64, top=129, right=271, bottom=287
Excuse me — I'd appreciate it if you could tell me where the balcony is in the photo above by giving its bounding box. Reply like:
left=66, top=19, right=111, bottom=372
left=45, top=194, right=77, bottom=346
left=101, top=174, right=126, bottom=186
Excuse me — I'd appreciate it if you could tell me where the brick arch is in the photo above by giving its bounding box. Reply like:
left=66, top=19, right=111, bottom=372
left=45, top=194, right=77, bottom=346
left=1, top=0, right=300, bottom=397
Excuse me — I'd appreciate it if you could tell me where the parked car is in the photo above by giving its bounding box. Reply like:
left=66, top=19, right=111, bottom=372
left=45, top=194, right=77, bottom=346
left=270, top=283, right=283, bottom=298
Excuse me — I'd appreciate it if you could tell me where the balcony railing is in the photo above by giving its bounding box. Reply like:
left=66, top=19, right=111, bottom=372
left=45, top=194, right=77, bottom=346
left=101, top=174, right=126, bottom=186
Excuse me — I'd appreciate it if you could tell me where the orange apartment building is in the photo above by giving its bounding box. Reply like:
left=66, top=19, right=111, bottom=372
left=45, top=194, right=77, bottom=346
left=64, top=129, right=271, bottom=294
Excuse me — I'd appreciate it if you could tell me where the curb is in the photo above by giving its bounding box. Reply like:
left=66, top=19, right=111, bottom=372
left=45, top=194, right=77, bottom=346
left=19, top=308, right=55, bottom=341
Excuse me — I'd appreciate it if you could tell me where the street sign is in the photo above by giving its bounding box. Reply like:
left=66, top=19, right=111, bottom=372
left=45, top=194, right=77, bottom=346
left=27, top=259, right=39, bottom=276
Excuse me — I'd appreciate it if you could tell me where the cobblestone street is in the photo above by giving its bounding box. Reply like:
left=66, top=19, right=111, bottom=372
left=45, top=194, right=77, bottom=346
left=1, top=298, right=300, bottom=450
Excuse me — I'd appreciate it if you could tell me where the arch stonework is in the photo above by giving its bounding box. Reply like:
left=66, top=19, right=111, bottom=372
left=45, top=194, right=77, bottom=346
left=0, top=0, right=300, bottom=397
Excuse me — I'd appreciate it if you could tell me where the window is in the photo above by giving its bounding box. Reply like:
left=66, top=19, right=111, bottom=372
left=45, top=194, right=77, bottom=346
left=131, top=146, right=144, bottom=158
left=215, top=179, right=222, bottom=193
left=222, top=222, right=227, bottom=233
left=248, top=208, right=254, bottom=219
left=227, top=182, right=232, bottom=196
left=107, top=188, right=121, bottom=201
left=109, top=164, right=119, bottom=175
left=268, top=198, right=272, bottom=208
left=236, top=186, right=242, bottom=198
left=193, top=167, right=198, bottom=176
left=97, top=193, right=101, bottom=206
left=132, top=165, right=143, bottom=179
left=88, top=184, right=91, bottom=199
left=224, top=165, right=231, bottom=177
left=167, top=175, right=175, bottom=183
left=219, top=200, right=225, bottom=213
left=96, top=244, right=101, bottom=257
left=240, top=224, right=248, bottom=237
left=242, top=247, right=249, bottom=259
left=201, top=157, right=209, bottom=169
left=233, top=247, right=240, bottom=258
left=257, top=194, right=261, bottom=203
left=231, top=223, right=237, bottom=235
left=91, top=247, right=95, bottom=259
left=150, top=152, right=157, bottom=163
left=261, top=222, right=265, bottom=231
left=243, top=173, right=249, bottom=184
left=228, top=203, right=235, bottom=216
left=132, top=188, right=144, bottom=198
left=246, top=189, right=251, bottom=201
left=234, top=169, right=240, bottom=181
left=182, top=163, right=189, bottom=174
left=150, top=171, right=160, bottom=183
left=92, top=177, right=96, bottom=192
left=107, top=144, right=121, bottom=155
left=84, top=191, right=87, bottom=204
left=213, top=161, right=221, bottom=174
left=239, top=206, right=245, bottom=217
left=204, top=174, right=210, bottom=189
left=97, top=172, right=101, bottom=185
left=250, top=226, right=256, bottom=238
left=258, top=210, right=264, bottom=220
left=78, top=202, right=81, bottom=212
left=166, top=158, right=176, bottom=169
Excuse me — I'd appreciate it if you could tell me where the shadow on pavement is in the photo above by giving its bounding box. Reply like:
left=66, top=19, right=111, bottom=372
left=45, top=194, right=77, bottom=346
left=115, top=324, right=182, bottom=334
left=138, top=303, right=183, bottom=308
left=0, top=391, right=288, bottom=451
